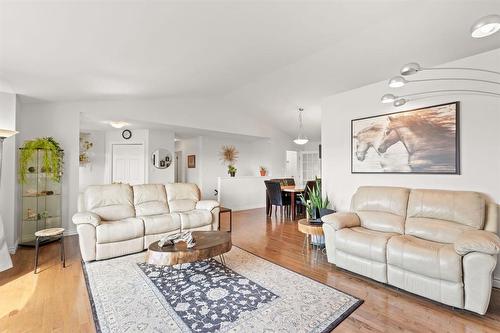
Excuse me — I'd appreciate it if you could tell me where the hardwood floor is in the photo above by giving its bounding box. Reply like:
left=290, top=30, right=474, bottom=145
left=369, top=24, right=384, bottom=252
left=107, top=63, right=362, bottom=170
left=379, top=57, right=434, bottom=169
left=1, top=208, right=499, bottom=332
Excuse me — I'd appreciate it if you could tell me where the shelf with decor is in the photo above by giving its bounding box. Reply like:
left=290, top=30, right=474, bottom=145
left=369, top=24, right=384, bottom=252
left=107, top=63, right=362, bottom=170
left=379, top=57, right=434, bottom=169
left=18, top=138, right=64, bottom=247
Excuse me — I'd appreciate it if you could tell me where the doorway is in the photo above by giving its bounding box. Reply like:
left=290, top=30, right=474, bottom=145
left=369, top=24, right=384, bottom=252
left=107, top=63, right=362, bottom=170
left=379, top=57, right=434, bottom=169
left=111, top=144, right=145, bottom=185
left=174, top=151, right=183, bottom=183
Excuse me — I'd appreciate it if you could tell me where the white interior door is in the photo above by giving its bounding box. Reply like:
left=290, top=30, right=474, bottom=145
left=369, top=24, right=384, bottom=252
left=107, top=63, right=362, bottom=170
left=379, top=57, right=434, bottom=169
left=285, top=150, right=298, bottom=180
left=300, top=150, right=321, bottom=183
left=112, top=144, right=145, bottom=185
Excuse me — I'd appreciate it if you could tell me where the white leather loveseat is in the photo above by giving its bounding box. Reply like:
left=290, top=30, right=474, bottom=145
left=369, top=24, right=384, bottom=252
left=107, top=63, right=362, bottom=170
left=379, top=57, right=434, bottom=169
left=73, top=183, right=219, bottom=262
left=322, top=186, right=500, bottom=315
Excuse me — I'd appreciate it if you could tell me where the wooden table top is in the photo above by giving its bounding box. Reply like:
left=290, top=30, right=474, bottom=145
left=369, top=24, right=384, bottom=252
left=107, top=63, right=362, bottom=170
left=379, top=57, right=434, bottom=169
left=146, top=231, right=232, bottom=266
left=281, top=186, right=305, bottom=192
left=297, top=219, right=324, bottom=235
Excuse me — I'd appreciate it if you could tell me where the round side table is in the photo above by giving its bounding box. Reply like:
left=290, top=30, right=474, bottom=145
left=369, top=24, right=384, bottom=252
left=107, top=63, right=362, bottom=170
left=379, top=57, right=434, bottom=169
left=34, top=227, right=66, bottom=274
left=298, top=219, right=325, bottom=253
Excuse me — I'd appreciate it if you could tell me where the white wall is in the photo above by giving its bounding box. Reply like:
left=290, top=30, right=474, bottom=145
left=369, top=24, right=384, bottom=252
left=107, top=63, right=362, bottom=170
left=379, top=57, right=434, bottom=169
left=0, top=92, right=18, bottom=251
left=321, top=48, right=500, bottom=283
left=79, top=130, right=105, bottom=192
left=17, top=105, right=80, bottom=235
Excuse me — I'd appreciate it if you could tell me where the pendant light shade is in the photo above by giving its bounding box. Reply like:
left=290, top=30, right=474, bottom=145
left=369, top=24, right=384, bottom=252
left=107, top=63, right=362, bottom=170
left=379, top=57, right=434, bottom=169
left=293, top=108, right=308, bottom=145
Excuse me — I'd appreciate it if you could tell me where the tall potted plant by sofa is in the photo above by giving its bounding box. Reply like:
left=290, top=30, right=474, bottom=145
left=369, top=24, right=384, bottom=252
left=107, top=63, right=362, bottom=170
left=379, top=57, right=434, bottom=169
left=220, top=145, right=239, bottom=177
left=298, top=181, right=331, bottom=221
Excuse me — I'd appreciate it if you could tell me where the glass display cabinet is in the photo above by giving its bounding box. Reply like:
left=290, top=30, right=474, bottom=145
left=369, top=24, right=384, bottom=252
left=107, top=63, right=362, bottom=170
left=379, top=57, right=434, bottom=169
left=19, top=148, right=62, bottom=246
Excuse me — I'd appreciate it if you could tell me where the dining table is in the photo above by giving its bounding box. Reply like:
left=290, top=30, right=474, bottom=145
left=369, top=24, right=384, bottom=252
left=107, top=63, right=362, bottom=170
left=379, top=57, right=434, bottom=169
left=266, top=185, right=305, bottom=220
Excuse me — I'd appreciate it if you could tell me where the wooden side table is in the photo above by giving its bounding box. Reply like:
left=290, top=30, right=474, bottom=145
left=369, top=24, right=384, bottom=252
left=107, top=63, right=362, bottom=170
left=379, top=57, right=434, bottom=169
left=298, top=219, right=325, bottom=254
left=34, top=227, right=65, bottom=274
left=219, top=207, right=232, bottom=232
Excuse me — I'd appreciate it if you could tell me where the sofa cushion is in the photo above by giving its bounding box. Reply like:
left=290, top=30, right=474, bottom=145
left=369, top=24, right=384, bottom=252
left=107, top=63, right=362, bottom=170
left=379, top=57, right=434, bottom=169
left=335, top=227, right=397, bottom=263
left=85, top=184, right=135, bottom=221
left=165, top=183, right=200, bottom=212
left=179, top=210, right=212, bottom=230
left=387, top=235, right=462, bottom=283
left=406, top=189, right=485, bottom=243
left=143, top=214, right=181, bottom=235
left=133, top=184, right=169, bottom=216
left=351, top=186, right=410, bottom=234
left=96, top=218, right=144, bottom=244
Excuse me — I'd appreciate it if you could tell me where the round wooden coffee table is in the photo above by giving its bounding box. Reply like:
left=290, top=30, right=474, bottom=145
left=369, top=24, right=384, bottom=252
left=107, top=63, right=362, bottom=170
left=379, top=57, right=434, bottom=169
left=298, top=219, right=325, bottom=253
left=146, top=231, right=232, bottom=266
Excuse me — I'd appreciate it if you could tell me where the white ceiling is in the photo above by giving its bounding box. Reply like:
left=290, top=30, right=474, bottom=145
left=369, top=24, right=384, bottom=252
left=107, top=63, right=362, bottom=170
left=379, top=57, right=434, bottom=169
left=1, top=1, right=500, bottom=140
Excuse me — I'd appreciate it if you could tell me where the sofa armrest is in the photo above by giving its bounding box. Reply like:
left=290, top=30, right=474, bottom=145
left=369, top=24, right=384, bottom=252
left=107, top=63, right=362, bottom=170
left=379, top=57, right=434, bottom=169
left=454, top=230, right=500, bottom=256
left=72, top=212, right=101, bottom=227
left=196, top=200, right=220, bottom=212
left=321, top=212, right=360, bottom=230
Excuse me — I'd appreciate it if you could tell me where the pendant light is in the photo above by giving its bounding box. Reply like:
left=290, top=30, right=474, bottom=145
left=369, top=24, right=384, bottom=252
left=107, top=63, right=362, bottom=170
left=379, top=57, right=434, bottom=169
left=293, top=108, right=309, bottom=145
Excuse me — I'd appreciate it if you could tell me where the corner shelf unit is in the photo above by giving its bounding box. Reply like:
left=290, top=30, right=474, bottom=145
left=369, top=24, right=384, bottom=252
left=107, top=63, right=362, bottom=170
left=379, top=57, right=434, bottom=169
left=19, top=148, right=63, bottom=246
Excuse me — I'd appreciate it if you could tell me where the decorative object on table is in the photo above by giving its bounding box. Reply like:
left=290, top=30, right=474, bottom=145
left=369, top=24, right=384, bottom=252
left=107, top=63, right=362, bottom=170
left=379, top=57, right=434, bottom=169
left=187, top=154, right=196, bottom=168
left=352, top=102, right=459, bottom=174
left=19, top=137, right=63, bottom=184
left=220, top=145, right=239, bottom=177
left=34, top=227, right=65, bottom=274
left=298, top=180, right=330, bottom=222
left=227, top=165, right=237, bottom=177
left=19, top=138, right=63, bottom=246
left=158, top=231, right=196, bottom=249
left=151, top=148, right=172, bottom=169
left=259, top=166, right=267, bottom=176
left=121, top=129, right=132, bottom=140
left=79, top=132, right=94, bottom=165
left=293, top=107, right=309, bottom=145
left=83, top=247, right=362, bottom=332
left=0, top=129, right=18, bottom=272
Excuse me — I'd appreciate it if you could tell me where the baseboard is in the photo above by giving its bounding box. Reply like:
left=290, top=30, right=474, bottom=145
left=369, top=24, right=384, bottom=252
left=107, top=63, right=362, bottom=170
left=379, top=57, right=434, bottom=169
left=231, top=204, right=266, bottom=212
left=64, top=229, right=78, bottom=236
left=493, top=276, right=500, bottom=289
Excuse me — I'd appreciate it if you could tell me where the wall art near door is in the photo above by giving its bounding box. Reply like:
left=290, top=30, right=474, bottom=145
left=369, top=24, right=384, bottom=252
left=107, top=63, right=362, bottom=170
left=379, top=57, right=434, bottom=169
left=351, top=101, right=459, bottom=174
left=187, top=155, right=196, bottom=168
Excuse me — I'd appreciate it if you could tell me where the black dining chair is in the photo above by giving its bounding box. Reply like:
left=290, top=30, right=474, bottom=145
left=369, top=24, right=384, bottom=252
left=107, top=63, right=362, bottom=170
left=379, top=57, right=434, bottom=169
left=265, top=180, right=291, bottom=218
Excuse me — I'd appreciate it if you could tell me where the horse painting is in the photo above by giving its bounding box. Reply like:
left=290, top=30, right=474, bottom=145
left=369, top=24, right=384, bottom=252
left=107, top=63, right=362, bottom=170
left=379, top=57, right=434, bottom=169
left=352, top=102, right=459, bottom=173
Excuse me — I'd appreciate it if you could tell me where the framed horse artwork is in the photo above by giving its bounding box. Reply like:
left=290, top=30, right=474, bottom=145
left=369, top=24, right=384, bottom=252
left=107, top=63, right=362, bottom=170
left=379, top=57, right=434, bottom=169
left=351, top=101, right=460, bottom=174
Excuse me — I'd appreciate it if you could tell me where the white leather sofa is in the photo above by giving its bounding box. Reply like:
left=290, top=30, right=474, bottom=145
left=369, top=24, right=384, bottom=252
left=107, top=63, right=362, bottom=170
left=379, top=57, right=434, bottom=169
left=73, top=183, right=219, bottom=262
left=322, top=186, right=500, bottom=315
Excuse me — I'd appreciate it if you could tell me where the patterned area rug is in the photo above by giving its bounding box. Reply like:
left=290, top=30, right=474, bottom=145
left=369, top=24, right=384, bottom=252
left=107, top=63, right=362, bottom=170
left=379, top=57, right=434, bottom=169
left=83, top=247, right=362, bottom=332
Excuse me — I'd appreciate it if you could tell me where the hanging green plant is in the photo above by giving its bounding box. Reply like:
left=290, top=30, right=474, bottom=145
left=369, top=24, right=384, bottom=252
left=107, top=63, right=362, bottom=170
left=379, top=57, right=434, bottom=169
left=19, top=137, right=64, bottom=184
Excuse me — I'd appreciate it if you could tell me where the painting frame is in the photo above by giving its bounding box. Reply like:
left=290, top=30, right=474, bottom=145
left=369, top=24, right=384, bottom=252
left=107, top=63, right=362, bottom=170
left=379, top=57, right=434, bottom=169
left=351, top=101, right=460, bottom=174
left=187, top=155, right=196, bottom=168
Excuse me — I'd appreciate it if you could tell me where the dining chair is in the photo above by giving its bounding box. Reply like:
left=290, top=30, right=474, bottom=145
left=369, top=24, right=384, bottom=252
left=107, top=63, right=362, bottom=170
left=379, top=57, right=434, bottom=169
left=264, top=181, right=291, bottom=218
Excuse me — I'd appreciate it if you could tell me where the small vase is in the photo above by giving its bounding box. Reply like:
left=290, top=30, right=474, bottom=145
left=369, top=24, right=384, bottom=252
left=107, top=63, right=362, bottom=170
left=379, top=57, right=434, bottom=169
left=260, top=170, right=266, bottom=176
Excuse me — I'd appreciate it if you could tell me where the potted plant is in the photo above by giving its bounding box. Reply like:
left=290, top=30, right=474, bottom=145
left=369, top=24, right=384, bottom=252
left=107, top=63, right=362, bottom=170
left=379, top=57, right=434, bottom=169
left=298, top=181, right=331, bottom=221
left=19, top=137, right=64, bottom=184
left=220, top=145, right=239, bottom=177
left=259, top=166, right=267, bottom=176
left=228, top=165, right=237, bottom=177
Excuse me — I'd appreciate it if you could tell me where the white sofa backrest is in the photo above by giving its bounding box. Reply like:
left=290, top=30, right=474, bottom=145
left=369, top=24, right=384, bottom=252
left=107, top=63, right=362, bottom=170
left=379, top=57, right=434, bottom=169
left=351, top=186, right=410, bottom=234
left=405, top=189, right=487, bottom=243
left=165, top=183, right=200, bottom=212
left=84, top=183, right=135, bottom=221
left=132, top=184, right=169, bottom=217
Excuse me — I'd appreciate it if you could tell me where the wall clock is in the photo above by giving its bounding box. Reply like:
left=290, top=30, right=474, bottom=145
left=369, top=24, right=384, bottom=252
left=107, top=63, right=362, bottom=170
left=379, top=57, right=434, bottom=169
left=122, top=129, right=132, bottom=140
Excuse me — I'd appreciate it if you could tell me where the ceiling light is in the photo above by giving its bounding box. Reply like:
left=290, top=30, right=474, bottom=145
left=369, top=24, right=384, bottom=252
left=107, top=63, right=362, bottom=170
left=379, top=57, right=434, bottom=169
left=471, top=14, right=500, bottom=38
left=381, top=94, right=396, bottom=103
left=293, top=108, right=309, bottom=145
left=388, top=76, right=408, bottom=88
left=393, top=98, right=407, bottom=107
left=109, top=121, right=130, bottom=129
left=0, top=129, right=18, bottom=138
left=400, top=63, right=422, bottom=76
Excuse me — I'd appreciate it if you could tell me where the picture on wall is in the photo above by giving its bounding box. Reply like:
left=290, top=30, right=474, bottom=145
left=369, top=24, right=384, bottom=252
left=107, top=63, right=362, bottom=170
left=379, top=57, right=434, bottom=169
left=351, top=101, right=459, bottom=174
left=187, top=155, right=196, bottom=168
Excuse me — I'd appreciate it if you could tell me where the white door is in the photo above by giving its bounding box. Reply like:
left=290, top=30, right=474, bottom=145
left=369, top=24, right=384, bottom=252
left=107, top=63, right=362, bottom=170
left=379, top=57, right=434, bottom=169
left=112, top=144, right=145, bottom=185
left=285, top=150, right=298, bottom=180
left=300, top=150, right=321, bottom=183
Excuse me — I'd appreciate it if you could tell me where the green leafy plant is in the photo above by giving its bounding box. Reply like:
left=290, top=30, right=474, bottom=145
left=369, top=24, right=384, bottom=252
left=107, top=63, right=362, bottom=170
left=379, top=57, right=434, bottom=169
left=298, top=181, right=329, bottom=219
left=227, top=165, right=237, bottom=175
left=19, top=137, right=64, bottom=184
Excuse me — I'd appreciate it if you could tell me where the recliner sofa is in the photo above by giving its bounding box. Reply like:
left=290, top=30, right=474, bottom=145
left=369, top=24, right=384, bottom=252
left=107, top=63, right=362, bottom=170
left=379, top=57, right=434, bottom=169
left=73, top=183, right=219, bottom=262
left=322, top=186, right=500, bottom=315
